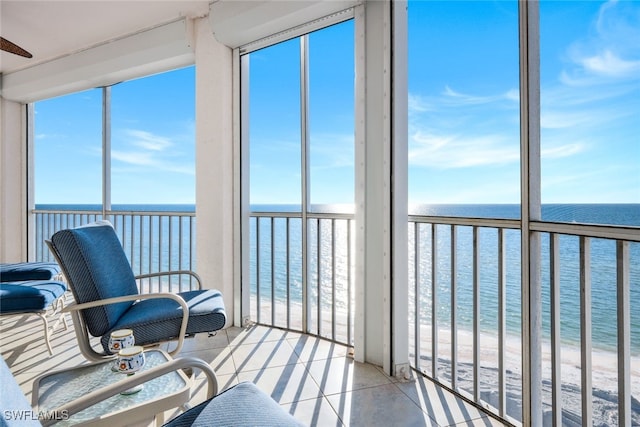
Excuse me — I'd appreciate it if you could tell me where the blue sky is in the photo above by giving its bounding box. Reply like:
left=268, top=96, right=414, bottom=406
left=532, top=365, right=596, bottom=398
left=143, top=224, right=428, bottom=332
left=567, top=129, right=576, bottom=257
left=35, top=1, right=639, bottom=206
left=407, top=0, right=639, bottom=205
left=35, top=68, right=196, bottom=204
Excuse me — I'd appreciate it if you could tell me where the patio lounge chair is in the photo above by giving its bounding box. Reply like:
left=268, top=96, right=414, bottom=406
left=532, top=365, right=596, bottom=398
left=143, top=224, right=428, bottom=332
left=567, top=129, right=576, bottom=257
left=0, top=262, right=68, bottom=356
left=46, top=220, right=226, bottom=362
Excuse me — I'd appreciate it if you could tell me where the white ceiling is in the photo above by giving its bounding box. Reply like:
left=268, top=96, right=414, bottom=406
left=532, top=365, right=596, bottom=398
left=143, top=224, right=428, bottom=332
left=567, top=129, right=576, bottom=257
left=0, top=1, right=211, bottom=74
left=1, top=0, right=359, bottom=102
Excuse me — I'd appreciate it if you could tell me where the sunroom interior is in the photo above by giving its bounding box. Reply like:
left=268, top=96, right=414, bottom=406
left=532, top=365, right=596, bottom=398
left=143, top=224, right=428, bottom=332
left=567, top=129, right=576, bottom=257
left=1, top=1, right=638, bottom=426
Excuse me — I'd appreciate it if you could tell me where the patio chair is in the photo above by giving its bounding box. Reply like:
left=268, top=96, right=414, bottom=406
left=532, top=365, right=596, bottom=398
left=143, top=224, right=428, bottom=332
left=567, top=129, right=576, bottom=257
left=46, top=220, right=226, bottom=362
left=0, top=262, right=68, bottom=356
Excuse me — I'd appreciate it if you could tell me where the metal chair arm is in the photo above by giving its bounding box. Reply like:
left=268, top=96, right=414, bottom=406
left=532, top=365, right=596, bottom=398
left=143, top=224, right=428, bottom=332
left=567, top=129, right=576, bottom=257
left=63, top=292, right=190, bottom=357
left=135, top=270, right=203, bottom=290
left=40, top=356, right=218, bottom=427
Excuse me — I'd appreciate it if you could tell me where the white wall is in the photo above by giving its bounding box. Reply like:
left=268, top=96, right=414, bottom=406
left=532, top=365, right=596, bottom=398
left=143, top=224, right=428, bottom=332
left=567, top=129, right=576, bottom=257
left=194, top=16, right=235, bottom=327
left=0, top=98, right=27, bottom=262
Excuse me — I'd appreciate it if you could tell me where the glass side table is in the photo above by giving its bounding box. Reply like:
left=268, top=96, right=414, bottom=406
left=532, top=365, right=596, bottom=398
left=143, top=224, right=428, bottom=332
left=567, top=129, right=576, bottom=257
left=32, top=349, right=191, bottom=426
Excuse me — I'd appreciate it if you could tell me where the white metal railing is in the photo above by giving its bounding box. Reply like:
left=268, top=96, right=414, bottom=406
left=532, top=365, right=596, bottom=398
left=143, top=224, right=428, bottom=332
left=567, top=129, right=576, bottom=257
left=33, top=207, right=638, bottom=425
left=409, top=214, right=640, bottom=426
left=250, top=211, right=355, bottom=346
left=33, top=208, right=197, bottom=292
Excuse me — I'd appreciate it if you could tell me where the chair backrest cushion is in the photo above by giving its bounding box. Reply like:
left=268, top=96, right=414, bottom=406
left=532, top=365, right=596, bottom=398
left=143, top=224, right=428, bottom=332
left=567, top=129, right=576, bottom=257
left=50, top=221, right=138, bottom=337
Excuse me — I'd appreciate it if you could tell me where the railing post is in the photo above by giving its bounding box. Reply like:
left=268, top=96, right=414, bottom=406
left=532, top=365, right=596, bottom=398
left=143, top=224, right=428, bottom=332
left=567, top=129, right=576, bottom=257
left=101, top=86, right=111, bottom=217
left=550, top=233, right=562, bottom=426
left=580, top=236, right=592, bottom=425
left=617, top=240, right=631, bottom=427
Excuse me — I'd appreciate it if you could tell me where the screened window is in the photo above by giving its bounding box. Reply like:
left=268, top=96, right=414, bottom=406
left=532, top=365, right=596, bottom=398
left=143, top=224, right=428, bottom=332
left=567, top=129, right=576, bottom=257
left=34, top=89, right=102, bottom=205
left=540, top=1, right=640, bottom=226
left=407, top=1, right=520, bottom=218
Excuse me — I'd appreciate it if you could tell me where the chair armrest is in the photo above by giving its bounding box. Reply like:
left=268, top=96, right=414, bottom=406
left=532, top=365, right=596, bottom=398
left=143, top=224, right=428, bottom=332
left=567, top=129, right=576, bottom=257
left=63, top=293, right=190, bottom=356
left=40, top=356, right=219, bottom=427
left=136, top=270, right=202, bottom=291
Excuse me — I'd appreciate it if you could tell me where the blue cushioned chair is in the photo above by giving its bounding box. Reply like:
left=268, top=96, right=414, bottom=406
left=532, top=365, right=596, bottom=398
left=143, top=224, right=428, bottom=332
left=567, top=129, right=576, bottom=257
left=46, top=220, right=226, bottom=362
left=0, top=263, right=68, bottom=356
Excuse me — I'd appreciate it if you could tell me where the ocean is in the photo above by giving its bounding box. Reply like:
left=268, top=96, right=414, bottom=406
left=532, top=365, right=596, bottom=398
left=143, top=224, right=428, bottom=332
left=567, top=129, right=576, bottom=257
left=36, top=203, right=639, bottom=354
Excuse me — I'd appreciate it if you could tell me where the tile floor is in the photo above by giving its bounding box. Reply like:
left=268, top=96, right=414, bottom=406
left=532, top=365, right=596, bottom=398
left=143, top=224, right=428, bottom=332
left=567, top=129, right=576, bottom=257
left=1, top=309, right=509, bottom=426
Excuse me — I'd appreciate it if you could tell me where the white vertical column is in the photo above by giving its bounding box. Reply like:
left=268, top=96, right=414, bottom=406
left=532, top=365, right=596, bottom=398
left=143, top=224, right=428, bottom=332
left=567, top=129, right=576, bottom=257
left=194, top=16, right=234, bottom=325
left=0, top=98, right=28, bottom=262
left=354, top=0, right=399, bottom=373
left=519, top=0, right=542, bottom=425
left=353, top=3, right=367, bottom=363
left=236, top=50, right=251, bottom=327
left=392, top=0, right=410, bottom=379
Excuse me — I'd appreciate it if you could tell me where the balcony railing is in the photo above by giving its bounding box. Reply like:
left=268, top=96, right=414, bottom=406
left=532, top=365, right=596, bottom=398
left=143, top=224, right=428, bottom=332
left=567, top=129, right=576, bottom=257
left=33, top=207, right=197, bottom=292
left=33, top=207, right=639, bottom=425
left=409, top=214, right=640, bottom=426
left=250, top=211, right=355, bottom=346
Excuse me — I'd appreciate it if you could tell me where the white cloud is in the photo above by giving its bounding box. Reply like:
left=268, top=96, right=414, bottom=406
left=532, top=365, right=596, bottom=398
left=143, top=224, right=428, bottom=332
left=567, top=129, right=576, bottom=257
left=409, top=87, right=519, bottom=116
left=111, top=150, right=155, bottom=166
left=126, top=129, right=172, bottom=151
left=111, top=129, right=193, bottom=175
left=441, top=86, right=519, bottom=106
left=560, top=1, right=640, bottom=86
left=409, top=131, right=519, bottom=169
left=580, top=50, right=640, bottom=77
left=541, top=143, right=584, bottom=159
left=408, top=94, right=433, bottom=113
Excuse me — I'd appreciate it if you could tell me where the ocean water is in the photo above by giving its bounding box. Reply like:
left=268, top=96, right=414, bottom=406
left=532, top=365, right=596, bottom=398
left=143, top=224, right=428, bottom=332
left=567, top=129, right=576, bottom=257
left=251, top=203, right=640, bottom=354
left=37, top=203, right=640, bottom=353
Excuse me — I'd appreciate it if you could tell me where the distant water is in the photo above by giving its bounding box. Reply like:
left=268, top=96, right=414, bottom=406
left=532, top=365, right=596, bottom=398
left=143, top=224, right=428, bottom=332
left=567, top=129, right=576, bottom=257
left=407, top=204, right=640, bottom=353
left=37, top=204, right=196, bottom=212
left=410, top=203, right=640, bottom=226
left=37, top=203, right=639, bottom=352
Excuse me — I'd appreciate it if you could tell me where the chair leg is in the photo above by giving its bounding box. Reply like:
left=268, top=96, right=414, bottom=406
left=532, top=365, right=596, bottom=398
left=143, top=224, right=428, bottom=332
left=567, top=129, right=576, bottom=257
left=53, top=296, right=69, bottom=330
left=36, top=312, right=54, bottom=356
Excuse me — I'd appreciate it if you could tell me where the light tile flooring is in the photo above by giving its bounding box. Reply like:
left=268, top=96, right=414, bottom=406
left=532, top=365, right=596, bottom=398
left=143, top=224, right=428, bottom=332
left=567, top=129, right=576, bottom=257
left=1, top=309, right=509, bottom=427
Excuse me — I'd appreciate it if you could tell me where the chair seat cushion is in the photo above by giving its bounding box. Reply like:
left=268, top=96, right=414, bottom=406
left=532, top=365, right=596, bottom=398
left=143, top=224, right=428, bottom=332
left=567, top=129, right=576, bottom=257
left=100, top=289, right=226, bottom=353
left=0, top=281, right=67, bottom=313
left=0, top=262, right=62, bottom=282
left=162, top=382, right=304, bottom=427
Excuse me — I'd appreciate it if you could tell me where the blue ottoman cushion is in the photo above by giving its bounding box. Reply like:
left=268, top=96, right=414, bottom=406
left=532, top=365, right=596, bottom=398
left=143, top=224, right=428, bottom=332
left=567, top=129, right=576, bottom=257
left=0, top=262, right=62, bottom=282
left=0, top=281, right=67, bottom=313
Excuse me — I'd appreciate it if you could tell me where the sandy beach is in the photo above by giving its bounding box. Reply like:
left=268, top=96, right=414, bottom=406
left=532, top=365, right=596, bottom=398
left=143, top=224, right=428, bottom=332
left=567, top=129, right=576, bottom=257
left=414, top=325, right=640, bottom=426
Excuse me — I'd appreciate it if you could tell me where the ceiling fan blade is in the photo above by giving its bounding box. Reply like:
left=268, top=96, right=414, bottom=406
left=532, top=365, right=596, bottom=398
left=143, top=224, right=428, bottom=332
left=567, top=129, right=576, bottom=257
left=1, top=37, right=33, bottom=58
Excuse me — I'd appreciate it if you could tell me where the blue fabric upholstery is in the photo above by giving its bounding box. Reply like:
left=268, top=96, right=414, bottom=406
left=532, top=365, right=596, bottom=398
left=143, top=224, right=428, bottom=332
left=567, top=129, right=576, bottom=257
left=0, top=280, right=67, bottom=313
left=50, top=220, right=226, bottom=356
left=100, top=289, right=226, bottom=353
left=0, top=262, right=61, bottom=282
left=0, top=357, right=41, bottom=427
left=162, top=382, right=305, bottom=427
left=50, top=221, right=139, bottom=337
